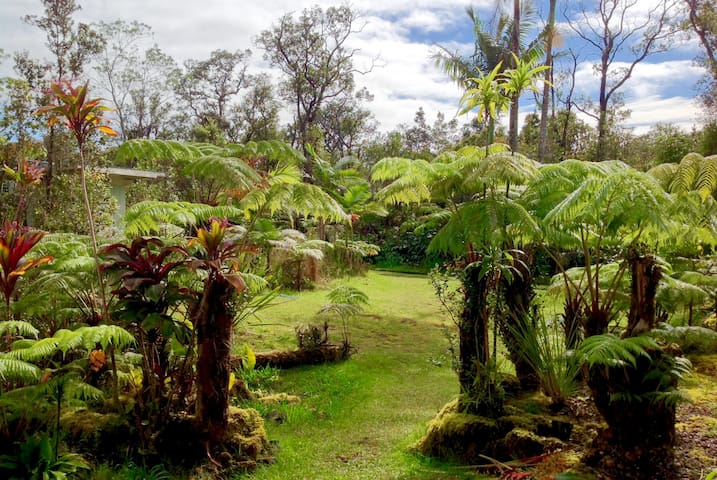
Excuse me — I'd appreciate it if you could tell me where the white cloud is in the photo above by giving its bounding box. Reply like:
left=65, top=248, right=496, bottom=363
left=624, top=95, right=702, bottom=134
left=0, top=0, right=707, bottom=136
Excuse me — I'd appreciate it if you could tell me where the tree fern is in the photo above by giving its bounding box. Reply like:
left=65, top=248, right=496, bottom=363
left=0, top=357, right=40, bottom=383
left=0, top=320, right=39, bottom=339
left=6, top=325, right=134, bottom=362
left=428, top=195, right=538, bottom=256
left=577, top=334, right=659, bottom=369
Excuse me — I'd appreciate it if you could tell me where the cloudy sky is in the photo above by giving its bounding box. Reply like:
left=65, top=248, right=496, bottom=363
left=0, top=0, right=708, bottom=135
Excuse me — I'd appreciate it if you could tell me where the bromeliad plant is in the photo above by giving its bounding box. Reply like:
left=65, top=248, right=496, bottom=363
left=0, top=222, right=53, bottom=323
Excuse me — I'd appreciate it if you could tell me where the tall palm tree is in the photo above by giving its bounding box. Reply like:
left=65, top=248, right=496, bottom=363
left=433, top=3, right=541, bottom=152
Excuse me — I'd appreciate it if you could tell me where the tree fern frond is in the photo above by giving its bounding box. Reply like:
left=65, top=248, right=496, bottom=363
left=7, top=337, right=60, bottom=362
left=287, top=184, right=347, bottom=222
left=75, top=325, right=136, bottom=351
left=0, top=320, right=39, bottom=339
left=578, top=334, right=658, bottom=369
left=694, top=155, right=717, bottom=200
left=647, top=163, right=679, bottom=191
left=181, top=155, right=260, bottom=190
left=0, top=357, right=41, bottom=383
left=123, top=201, right=245, bottom=236
left=326, top=285, right=369, bottom=306
left=114, top=139, right=206, bottom=164
left=669, top=152, right=704, bottom=194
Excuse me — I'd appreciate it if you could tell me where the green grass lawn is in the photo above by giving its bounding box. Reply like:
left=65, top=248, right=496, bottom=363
left=234, top=271, right=490, bottom=480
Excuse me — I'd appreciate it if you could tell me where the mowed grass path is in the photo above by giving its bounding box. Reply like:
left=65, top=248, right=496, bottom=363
left=236, top=271, right=485, bottom=480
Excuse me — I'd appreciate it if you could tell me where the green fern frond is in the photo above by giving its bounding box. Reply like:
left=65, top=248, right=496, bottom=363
left=115, top=139, right=206, bottom=164
left=75, top=325, right=136, bottom=351
left=7, top=337, right=60, bottom=362
left=181, top=155, right=260, bottom=190
left=286, top=184, right=347, bottom=222
left=669, top=152, right=703, bottom=193
left=0, top=357, right=41, bottom=383
left=646, top=163, right=679, bottom=191
left=335, top=240, right=380, bottom=257
left=326, top=285, right=369, bottom=307
left=577, top=334, right=659, bottom=369
left=123, top=201, right=245, bottom=236
left=0, top=320, right=39, bottom=339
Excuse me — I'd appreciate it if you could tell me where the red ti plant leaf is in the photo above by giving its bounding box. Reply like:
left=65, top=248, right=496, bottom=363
left=101, top=237, right=187, bottom=298
left=0, top=221, right=53, bottom=320
left=36, top=80, right=118, bottom=147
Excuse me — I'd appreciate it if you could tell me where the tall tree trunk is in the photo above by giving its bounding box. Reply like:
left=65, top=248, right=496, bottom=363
left=538, top=0, right=557, bottom=162
left=194, top=274, right=234, bottom=444
left=508, top=0, right=521, bottom=152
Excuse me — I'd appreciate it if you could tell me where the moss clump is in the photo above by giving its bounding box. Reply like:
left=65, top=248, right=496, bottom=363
left=258, top=393, right=301, bottom=405
left=414, top=399, right=504, bottom=463
left=153, top=407, right=273, bottom=470
left=61, top=409, right=132, bottom=461
left=415, top=397, right=573, bottom=464
left=224, top=406, right=273, bottom=464
left=503, top=429, right=546, bottom=458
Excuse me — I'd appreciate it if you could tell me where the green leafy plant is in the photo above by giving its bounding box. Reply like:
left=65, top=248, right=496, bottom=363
left=509, top=311, right=580, bottom=407
left=1, top=160, right=44, bottom=225
left=101, top=236, right=191, bottom=437
left=0, top=433, right=89, bottom=480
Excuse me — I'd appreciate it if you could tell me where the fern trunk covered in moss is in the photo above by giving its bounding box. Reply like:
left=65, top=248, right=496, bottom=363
left=587, top=249, right=677, bottom=457
left=499, top=250, right=539, bottom=391
left=624, top=248, right=662, bottom=337
left=194, top=273, right=234, bottom=444
left=458, top=262, right=503, bottom=415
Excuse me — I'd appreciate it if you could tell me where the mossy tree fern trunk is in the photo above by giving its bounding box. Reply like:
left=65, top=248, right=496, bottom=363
left=193, top=273, right=234, bottom=444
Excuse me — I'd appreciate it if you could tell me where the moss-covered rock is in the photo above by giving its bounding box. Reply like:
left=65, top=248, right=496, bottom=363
left=414, top=399, right=504, bottom=463
left=61, top=409, right=132, bottom=462
left=415, top=397, right=573, bottom=463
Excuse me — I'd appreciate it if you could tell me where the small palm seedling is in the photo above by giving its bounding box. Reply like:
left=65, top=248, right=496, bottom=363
left=509, top=311, right=580, bottom=408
